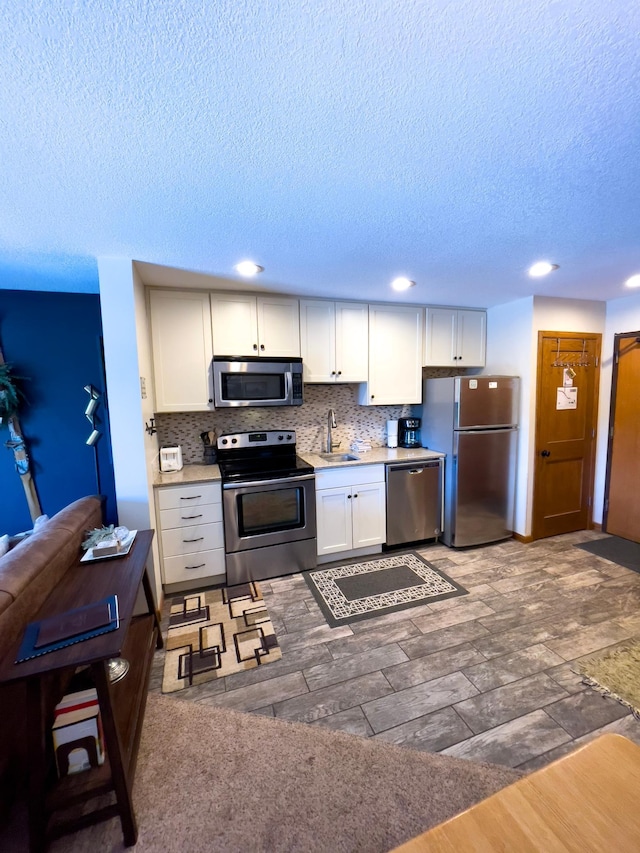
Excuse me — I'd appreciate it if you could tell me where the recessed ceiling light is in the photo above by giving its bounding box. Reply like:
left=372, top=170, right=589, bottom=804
left=625, top=273, right=640, bottom=288
left=234, top=260, right=264, bottom=277
left=528, top=261, right=559, bottom=278
left=391, top=277, right=416, bottom=291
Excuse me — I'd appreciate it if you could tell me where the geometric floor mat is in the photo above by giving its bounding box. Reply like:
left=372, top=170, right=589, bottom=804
left=161, top=582, right=282, bottom=693
left=303, top=551, right=468, bottom=628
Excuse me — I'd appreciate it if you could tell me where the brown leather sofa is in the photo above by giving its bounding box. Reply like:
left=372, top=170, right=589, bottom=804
left=0, top=495, right=104, bottom=818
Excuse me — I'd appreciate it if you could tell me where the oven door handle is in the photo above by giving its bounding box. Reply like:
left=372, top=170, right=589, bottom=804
left=223, top=473, right=316, bottom=490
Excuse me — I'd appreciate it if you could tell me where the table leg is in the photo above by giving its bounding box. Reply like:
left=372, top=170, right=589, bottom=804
left=92, top=661, right=137, bottom=846
left=26, top=678, right=47, bottom=853
left=141, top=568, right=163, bottom=649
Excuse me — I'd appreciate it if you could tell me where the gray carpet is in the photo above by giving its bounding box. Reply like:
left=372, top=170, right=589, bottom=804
left=576, top=535, right=640, bottom=574
left=3, top=692, right=522, bottom=852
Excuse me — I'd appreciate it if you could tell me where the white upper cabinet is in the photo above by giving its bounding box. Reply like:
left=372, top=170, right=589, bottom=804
left=149, top=289, right=214, bottom=412
left=359, top=304, right=423, bottom=405
left=300, top=300, right=368, bottom=382
left=423, top=307, right=486, bottom=367
left=211, top=293, right=300, bottom=358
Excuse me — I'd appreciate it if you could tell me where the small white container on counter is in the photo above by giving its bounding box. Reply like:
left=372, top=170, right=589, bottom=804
left=386, top=420, right=398, bottom=448
left=159, top=445, right=183, bottom=472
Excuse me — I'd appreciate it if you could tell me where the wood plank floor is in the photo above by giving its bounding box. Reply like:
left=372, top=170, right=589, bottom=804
left=148, top=530, right=640, bottom=771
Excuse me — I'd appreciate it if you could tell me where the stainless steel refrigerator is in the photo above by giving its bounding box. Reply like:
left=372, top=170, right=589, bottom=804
left=421, top=375, right=519, bottom=548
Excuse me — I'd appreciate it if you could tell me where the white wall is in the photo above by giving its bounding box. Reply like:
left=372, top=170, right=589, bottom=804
left=594, top=291, right=640, bottom=524
left=484, top=297, right=534, bottom=536
left=97, top=257, right=162, bottom=604
left=486, top=296, right=606, bottom=537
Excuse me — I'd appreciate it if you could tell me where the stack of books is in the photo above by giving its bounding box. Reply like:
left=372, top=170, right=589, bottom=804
left=52, top=687, right=106, bottom=777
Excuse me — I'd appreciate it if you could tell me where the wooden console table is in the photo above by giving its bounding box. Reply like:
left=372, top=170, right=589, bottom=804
left=391, top=733, right=640, bottom=852
left=0, top=529, right=162, bottom=852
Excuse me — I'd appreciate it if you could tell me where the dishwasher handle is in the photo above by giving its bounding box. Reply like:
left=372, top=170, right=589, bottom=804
left=386, top=460, right=441, bottom=475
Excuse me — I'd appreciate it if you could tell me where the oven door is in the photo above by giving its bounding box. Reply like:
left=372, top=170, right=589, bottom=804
left=222, top=474, right=316, bottom=553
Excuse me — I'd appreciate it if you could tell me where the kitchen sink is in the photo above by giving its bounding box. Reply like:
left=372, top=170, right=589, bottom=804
left=318, top=452, right=360, bottom=462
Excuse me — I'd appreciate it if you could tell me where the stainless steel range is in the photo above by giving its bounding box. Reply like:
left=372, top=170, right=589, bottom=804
left=217, top=430, right=317, bottom=586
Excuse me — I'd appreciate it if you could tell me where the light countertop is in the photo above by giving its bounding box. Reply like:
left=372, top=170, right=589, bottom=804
left=300, top=446, right=444, bottom=470
left=152, top=447, right=444, bottom=487
left=153, top=464, right=221, bottom=487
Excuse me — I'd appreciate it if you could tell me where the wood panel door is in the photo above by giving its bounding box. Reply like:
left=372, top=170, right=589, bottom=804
left=603, top=333, right=640, bottom=541
left=532, top=332, right=601, bottom=539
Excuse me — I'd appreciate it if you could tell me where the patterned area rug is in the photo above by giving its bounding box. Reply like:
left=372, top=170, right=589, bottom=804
left=303, top=552, right=467, bottom=627
left=162, top=582, right=282, bottom=694
left=576, top=641, right=640, bottom=718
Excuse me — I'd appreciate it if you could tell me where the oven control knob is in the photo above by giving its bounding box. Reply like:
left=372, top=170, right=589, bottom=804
left=278, top=434, right=284, bottom=440
left=221, top=438, right=228, bottom=445
left=231, top=438, right=238, bottom=444
left=286, top=434, right=292, bottom=440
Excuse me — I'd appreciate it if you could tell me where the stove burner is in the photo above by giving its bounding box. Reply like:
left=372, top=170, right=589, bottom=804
left=216, top=429, right=314, bottom=483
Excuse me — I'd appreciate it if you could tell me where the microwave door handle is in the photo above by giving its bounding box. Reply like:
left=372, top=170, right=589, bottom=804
left=284, top=371, right=292, bottom=402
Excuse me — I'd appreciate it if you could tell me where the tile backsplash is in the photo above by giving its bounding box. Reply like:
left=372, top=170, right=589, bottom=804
left=155, top=370, right=462, bottom=464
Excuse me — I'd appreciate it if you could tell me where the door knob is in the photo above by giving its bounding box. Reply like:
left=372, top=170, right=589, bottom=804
left=541, top=450, right=551, bottom=457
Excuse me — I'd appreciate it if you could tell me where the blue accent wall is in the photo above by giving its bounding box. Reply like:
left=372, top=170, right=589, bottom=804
left=0, top=290, right=117, bottom=534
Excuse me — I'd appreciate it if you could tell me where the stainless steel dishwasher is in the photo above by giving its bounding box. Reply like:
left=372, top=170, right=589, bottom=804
left=385, top=459, right=443, bottom=546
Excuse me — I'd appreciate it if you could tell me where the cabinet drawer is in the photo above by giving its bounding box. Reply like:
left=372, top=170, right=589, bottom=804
left=156, top=482, right=221, bottom=511
left=160, top=502, right=222, bottom=530
left=316, top=464, right=385, bottom=490
left=162, top=549, right=226, bottom=585
left=161, top=522, right=224, bottom=557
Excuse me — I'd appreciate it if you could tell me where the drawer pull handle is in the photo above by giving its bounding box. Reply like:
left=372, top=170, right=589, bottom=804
left=186, top=563, right=206, bottom=570
left=180, top=495, right=201, bottom=500
left=181, top=514, right=203, bottom=520
left=183, top=537, right=204, bottom=543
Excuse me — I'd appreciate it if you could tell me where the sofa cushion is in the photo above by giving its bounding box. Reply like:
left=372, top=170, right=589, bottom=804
left=0, top=592, right=11, bottom=620
left=0, top=496, right=103, bottom=648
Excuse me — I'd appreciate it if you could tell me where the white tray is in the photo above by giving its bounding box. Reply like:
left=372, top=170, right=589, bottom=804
left=81, top=530, right=138, bottom=563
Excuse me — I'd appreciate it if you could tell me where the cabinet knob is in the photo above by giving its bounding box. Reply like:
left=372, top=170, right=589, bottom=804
left=331, top=371, right=335, bottom=375
left=353, top=493, right=358, bottom=498
left=347, top=494, right=352, bottom=499
left=260, top=344, right=265, bottom=350
left=208, top=398, right=213, bottom=403
left=253, top=344, right=258, bottom=350
left=337, top=370, right=342, bottom=375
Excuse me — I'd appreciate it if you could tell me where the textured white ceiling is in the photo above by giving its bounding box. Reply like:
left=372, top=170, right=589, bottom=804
left=1, top=0, right=639, bottom=306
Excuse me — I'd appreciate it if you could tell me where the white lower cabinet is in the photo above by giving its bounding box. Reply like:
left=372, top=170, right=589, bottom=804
left=315, top=465, right=386, bottom=557
left=155, top=482, right=226, bottom=587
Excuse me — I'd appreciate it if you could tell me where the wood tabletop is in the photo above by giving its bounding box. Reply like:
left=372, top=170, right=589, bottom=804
left=0, top=529, right=154, bottom=683
left=391, top=733, right=640, bottom=852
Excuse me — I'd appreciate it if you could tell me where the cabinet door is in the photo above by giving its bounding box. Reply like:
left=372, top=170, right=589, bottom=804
left=316, top=486, right=352, bottom=555
left=335, top=302, right=368, bottom=382
left=361, top=305, right=423, bottom=404
left=149, top=290, right=214, bottom=412
left=351, top=481, right=386, bottom=548
left=456, top=309, right=486, bottom=366
left=210, top=293, right=258, bottom=355
left=257, top=297, right=300, bottom=357
left=300, top=300, right=336, bottom=382
left=423, top=307, right=457, bottom=366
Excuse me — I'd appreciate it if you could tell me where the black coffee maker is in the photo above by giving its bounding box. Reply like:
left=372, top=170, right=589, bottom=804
left=398, top=417, right=421, bottom=448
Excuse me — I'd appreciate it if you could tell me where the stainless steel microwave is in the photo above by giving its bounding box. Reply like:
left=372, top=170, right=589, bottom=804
left=212, top=357, right=304, bottom=407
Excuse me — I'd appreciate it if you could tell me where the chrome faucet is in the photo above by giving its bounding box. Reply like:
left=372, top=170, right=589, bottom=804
left=327, top=409, right=338, bottom=452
